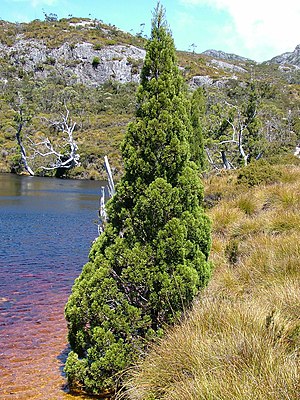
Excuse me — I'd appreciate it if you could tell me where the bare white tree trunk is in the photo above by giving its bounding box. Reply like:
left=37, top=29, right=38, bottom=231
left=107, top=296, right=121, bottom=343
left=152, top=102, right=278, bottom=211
left=98, top=186, right=107, bottom=235
left=227, top=118, right=249, bottom=167
left=15, top=109, right=35, bottom=176
left=205, top=147, right=219, bottom=170
left=104, top=155, right=115, bottom=197
left=98, top=156, right=115, bottom=235
left=14, top=100, right=80, bottom=175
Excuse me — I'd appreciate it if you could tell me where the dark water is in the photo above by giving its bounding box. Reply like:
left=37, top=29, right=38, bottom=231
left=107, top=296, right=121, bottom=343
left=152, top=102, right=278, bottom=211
left=0, top=173, right=103, bottom=399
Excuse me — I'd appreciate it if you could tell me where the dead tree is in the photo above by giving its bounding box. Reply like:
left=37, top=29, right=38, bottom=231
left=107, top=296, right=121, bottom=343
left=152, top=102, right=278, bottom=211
left=30, top=105, right=80, bottom=174
left=13, top=97, right=80, bottom=176
left=15, top=108, right=35, bottom=176
left=217, top=105, right=253, bottom=168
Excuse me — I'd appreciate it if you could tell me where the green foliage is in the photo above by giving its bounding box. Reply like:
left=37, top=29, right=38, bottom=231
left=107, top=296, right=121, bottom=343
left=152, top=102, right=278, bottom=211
left=241, top=82, right=262, bottom=161
left=65, top=4, right=211, bottom=395
left=123, top=165, right=300, bottom=400
left=268, top=154, right=300, bottom=166
left=92, top=56, right=100, bottom=69
left=202, top=78, right=299, bottom=169
left=21, top=17, right=146, bottom=49
left=43, top=12, right=58, bottom=22
left=237, top=160, right=282, bottom=187
left=93, top=43, right=102, bottom=50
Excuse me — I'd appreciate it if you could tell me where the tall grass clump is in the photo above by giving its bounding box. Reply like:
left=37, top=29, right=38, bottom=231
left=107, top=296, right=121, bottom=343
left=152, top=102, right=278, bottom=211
left=123, top=164, right=300, bottom=400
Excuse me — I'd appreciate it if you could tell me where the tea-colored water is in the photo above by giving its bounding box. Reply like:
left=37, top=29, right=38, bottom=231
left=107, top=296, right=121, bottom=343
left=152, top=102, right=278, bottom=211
left=0, top=174, right=103, bottom=399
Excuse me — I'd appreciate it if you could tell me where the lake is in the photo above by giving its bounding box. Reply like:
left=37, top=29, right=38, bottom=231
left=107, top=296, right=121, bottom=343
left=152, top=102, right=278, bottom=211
left=0, top=173, right=104, bottom=399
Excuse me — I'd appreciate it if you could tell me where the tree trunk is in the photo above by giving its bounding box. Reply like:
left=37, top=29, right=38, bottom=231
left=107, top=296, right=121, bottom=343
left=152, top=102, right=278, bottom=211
left=221, top=150, right=231, bottom=170
left=16, top=123, right=34, bottom=176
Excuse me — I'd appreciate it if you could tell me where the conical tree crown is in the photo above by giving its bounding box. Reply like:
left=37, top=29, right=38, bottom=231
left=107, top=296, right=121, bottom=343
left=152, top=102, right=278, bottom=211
left=122, top=4, right=191, bottom=189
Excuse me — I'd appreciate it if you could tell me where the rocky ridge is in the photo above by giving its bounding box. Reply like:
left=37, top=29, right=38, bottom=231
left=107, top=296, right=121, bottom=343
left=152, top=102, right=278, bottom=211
left=201, top=49, right=252, bottom=63
left=0, top=19, right=299, bottom=89
left=269, top=44, right=300, bottom=67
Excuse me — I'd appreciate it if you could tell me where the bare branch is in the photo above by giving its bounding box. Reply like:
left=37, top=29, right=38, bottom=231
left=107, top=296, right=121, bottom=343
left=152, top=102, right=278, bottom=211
left=205, top=147, right=219, bottom=170
left=26, top=105, right=80, bottom=173
left=98, top=186, right=106, bottom=235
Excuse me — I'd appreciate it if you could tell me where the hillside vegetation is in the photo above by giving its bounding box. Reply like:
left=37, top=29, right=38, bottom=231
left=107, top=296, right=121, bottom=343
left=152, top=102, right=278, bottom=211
left=124, top=157, right=300, bottom=400
left=0, top=17, right=146, bottom=49
left=0, top=17, right=299, bottom=178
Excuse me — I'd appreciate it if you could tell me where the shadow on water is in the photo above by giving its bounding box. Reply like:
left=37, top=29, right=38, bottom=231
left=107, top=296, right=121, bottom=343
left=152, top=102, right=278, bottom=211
left=58, top=344, right=70, bottom=385
left=57, top=346, right=112, bottom=399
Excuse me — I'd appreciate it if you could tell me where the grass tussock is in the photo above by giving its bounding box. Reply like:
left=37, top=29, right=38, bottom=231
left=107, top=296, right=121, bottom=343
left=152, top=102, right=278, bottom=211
left=122, top=164, right=300, bottom=400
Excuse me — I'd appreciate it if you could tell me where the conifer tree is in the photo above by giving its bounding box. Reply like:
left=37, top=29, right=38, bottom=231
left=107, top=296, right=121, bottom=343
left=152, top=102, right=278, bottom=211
left=65, top=3, right=211, bottom=395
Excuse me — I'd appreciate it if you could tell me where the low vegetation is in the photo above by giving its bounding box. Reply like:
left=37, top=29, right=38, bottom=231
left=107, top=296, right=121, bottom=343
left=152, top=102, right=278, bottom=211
left=0, top=17, right=146, bottom=49
left=0, top=78, right=137, bottom=179
left=123, top=158, right=300, bottom=400
left=0, top=16, right=299, bottom=178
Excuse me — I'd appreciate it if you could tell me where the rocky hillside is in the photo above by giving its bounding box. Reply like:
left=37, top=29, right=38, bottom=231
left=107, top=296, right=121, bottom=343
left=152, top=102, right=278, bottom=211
left=0, top=39, right=145, bottom=86
left=201, top=45, right=300, bottom=69
left=0, top=18, right=147, bottom=86
left=0, top=17, right=299, bottom=88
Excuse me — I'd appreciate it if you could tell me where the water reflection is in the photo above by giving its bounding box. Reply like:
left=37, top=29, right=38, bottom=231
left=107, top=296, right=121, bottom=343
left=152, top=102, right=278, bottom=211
left=0, top=173, right=105, bottom=399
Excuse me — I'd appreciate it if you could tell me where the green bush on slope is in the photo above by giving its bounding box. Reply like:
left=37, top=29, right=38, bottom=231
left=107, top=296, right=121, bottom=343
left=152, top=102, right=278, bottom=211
left=237, top=159, right=282, bottom=187
left=64, top=4, right=211, bottom=395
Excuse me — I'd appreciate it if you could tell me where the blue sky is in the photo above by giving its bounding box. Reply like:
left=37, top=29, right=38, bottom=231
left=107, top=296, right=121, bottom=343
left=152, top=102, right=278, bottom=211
left=1, top=0, right=299, bottom=62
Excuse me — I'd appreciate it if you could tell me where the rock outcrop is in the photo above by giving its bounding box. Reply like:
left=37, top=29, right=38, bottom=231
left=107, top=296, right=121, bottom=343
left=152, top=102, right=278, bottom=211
left=209, top=58, right=248, bottom=74
left=189, top=75, right=230, bottom=88
left=268, top=45, right=300, bottom=67
left=202, top=49, right=253, bottom=63
left=0, top=39, right=146, bottom=86
left=0, top=18, right=298, bottom=89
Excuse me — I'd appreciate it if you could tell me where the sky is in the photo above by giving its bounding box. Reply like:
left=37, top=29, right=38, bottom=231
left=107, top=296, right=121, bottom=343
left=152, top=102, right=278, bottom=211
left=1, top=0, right=299, bottom=62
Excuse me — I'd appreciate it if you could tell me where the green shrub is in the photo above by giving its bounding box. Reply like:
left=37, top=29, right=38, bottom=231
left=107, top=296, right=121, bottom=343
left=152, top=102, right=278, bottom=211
left=92, top=56, right=100, bottom=69
left=237, top=160, right=282, bottom=187
left=93, top=43, right=102, bottom=50
left=268, top=153, right=300, bottom=166
left=45, top=56, right=56, bottom=65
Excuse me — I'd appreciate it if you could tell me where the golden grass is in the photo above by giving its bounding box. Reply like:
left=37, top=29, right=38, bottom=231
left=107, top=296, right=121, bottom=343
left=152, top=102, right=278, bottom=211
left=267, top=184, right=300, bottom=210
left=122, top=165, right=300, bottom=400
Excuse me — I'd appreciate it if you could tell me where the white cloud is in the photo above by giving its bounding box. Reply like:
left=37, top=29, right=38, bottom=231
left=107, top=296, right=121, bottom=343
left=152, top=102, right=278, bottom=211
left=180, top=0, right=300, bottom=60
